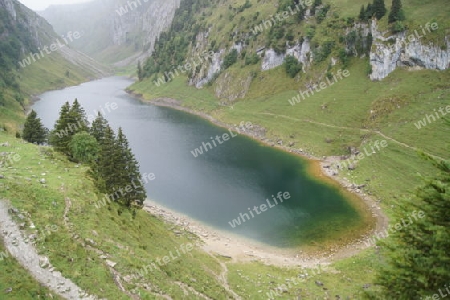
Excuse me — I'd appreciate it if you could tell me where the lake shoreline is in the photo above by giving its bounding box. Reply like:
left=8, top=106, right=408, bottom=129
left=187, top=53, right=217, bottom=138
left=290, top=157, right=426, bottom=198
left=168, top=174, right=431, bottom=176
left=128, top=92, right=388, bottom=265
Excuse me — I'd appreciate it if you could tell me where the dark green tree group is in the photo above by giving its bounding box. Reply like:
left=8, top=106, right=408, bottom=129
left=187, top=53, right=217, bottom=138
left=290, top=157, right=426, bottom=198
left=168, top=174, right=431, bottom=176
left=373, top=0, right=387, bottom=20
left=366, top=157, right=450, bottom=299
left=50, top=102, right=146, bottom=209
left=359, top=0, right=404, bottom=23
left=140, top=0, right=210, bottom=81
left=388, top=0, right=405, bottom=23
left=49, top=99, right=88, bottom=155
left=22, top=110, right=48, bottom=144
left=359, top=0, right=386, bottom=21
left=91, top=115, right=146, bottom=208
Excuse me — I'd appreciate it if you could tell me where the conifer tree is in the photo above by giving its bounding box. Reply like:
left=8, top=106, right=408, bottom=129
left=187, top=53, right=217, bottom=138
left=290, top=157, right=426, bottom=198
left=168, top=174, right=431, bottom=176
left=50, top=100, right=89, bottom=156
left=67, top=98, right=89, bottom=134
left=365, top=3, right=374, bottom=19
left=116, top=128, right=146, bottom=208
left=373, top=0, right=387, bottom=20
left=137, top=61, right=144, bottom=82
left=89, top=113, right=110, bottom=187
left=95, top=125, right=118, bottom=194
left=22, top=110, right=47, bottom=144
left=367, top=158, right=450, bottom=299
left=50, top=101, right=71, bottom=153
left=93, top=126, right=146, bottom=208
left=388, top=0, right=405, bottom=23
left=359, top=5, right=366, bottom=21
left=90, top=113, right=109, bottom=143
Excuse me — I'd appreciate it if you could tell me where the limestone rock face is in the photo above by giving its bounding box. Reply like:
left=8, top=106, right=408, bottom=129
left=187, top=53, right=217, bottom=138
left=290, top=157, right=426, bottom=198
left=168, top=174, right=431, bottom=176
left=261, top=49, right=285, bottom=71
left=111, top=0, right=181, bottom=67
left=369, top=20, right=450, bottom=81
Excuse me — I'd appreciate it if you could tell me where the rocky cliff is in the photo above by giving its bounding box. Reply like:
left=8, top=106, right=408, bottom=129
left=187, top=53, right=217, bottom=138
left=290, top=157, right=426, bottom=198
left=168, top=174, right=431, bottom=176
left=1, top=0, right=55, bottom=50
left=187, top=19, right=449, bottom=92
left=369, top=20, right=450, bottom=81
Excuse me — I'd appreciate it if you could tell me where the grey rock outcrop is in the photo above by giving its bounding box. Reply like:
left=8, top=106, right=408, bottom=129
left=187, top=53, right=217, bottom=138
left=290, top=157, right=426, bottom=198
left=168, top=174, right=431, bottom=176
left=369, top=20, right=450, bottom=80
left=112, top=0, right=181, bottom=67
left=261, top=49, right=285, bottom=71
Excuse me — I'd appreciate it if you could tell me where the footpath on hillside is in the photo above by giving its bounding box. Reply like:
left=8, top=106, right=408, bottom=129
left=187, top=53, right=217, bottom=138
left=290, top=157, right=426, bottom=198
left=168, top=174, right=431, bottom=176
left=0, top=200, right=97, bottom=300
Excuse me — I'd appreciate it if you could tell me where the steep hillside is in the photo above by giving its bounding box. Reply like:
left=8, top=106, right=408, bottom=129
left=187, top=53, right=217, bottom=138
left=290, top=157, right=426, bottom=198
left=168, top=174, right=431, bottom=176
left=130, top=0, right=449, bottom=213
left=39, top=0, right=180, bottom=68
left=0, top=0, right=108, bottom=132
left=138, top=0, right=449, bottom=88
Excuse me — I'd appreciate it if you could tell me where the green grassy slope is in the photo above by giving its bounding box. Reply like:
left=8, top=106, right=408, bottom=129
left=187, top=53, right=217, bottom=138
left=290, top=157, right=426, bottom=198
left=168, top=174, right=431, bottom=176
left=0, top=131, right=385, bottom=299
left=0, top=133, right=232, bottom=299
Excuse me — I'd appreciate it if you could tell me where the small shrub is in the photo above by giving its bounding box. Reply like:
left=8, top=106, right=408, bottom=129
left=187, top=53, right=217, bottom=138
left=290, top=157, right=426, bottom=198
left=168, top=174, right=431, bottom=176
left=284, top=55, right=302, bottom=78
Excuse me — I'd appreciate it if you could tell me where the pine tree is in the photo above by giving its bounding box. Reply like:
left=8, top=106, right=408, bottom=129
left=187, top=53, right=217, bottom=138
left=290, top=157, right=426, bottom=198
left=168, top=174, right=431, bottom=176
left=365, top=3, right=374, bottom=20
left=67, top=98, right=89, bottom=134
left=95, top=125, right=118, bottom=194
left=359, top=5, right=366, bottom=21
left=367, top=159, right=450, bottom=299
left=388, top=0, right=405, bottom=23
left=116, top=128, right=146, bottom=208
left=50, top=101, right=71, bottom=153
left=373, top=0, right=387, bottom=20
left=89, top=113, right=110, bottom=187
left=22, top=110, right=47, bottom=144
left=90, top=113, right=109, bottom=143
left=137, top=61, right=144, bottom=82
left=93, top=126, right=146, bottom=208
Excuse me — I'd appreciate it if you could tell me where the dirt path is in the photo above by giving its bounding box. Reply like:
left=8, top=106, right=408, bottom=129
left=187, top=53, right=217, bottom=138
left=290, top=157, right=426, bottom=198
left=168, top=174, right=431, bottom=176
left=257, top=112, right=446, bottom=161
left=0, top=200, right=96, bottom=300
left=215, top=260, right=242, bottom=300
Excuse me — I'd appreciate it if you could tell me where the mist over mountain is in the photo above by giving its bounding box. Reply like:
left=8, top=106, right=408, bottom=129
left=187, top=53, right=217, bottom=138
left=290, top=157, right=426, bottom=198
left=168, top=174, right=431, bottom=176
left=40, top=0, right=180, bottom=67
